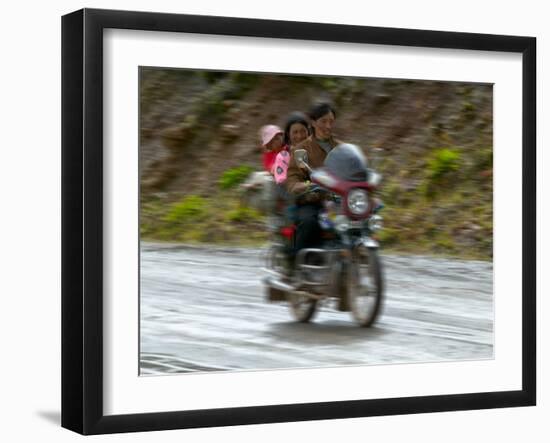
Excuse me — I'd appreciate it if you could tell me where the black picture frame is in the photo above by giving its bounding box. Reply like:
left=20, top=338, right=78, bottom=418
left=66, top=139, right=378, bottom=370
left=61, top=8, right=536, bottom=435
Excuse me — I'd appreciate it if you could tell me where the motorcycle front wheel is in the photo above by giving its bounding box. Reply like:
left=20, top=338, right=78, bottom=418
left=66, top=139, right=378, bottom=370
left=347, top=246, right=383, bottom=327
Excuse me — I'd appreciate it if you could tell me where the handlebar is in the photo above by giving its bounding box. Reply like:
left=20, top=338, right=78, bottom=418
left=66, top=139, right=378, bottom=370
left=297, top=183, right=325, bottom=197
left=295, top=183, right=332, bottom=205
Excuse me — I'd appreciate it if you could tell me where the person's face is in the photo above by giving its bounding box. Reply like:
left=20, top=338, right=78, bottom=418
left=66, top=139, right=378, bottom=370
left=266, top=133, right=284, bottom=151
left=311, top=111, right=335, bottom=140
left=289, top=122, right=308, bottom=146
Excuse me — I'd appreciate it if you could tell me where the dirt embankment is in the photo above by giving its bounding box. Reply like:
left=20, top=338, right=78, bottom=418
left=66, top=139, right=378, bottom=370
left=139, top=68, right=493, bottom=259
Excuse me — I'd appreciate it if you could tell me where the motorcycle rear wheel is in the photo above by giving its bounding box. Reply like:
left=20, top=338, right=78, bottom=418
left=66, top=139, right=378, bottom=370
left=347, top=247, right=383, bottom=327
left=288, top=291, right=317, bottom=323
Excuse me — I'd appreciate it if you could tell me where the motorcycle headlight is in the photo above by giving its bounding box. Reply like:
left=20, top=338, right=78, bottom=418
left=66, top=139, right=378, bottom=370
left=347, top=189, right=369, bottom=215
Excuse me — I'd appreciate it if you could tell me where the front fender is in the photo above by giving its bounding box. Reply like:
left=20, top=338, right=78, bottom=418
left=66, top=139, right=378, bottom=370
left=359, top=237, right=379, bottom=249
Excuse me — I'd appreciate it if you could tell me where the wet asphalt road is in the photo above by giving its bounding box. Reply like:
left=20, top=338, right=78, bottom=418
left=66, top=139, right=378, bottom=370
left=139, top=243, right=493, bottom=375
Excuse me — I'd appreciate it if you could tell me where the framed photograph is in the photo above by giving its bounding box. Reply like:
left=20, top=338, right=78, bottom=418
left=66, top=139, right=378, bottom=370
left=61, top=8, right=536, bottom=435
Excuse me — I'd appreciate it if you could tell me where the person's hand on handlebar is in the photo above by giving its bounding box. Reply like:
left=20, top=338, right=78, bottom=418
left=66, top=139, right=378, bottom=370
left=296, top=181, right=325, bottom=204
left=304, top=183, right=323, bottom=194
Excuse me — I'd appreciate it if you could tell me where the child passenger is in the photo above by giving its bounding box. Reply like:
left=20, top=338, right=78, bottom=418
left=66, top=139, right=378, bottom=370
left=261, top=112, right=310, bottom=186
left=274, top=112, right=310, bottom=185
left=259, top=124, right=287, bottom=175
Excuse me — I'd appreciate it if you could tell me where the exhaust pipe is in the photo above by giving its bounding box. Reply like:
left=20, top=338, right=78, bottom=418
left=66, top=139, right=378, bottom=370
left=263, top=276, right=295, bottom=292
left=263, top=276, right=323, bottom=301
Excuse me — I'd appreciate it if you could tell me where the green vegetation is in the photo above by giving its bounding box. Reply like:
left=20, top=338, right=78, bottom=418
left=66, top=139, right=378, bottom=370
left=225, top=205, right=263, bottom=223
left=377, top=143, right=492, bottom=259
left=164, top=195, right=207, bottom=223
left=141, top=166, right=268, bottom=245
left=141, top=147, right=492, bottom=259
left=427, top=148, right=461, bottom=182
left=218, top=166, right=254, bottom=190
left=142, top=193, right=268, bottom=245
left=421, top=148, right=462, bottom=198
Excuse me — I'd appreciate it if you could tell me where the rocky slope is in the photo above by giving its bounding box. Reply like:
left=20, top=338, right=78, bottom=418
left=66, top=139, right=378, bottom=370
left=139, top=67, right=493, bottom=259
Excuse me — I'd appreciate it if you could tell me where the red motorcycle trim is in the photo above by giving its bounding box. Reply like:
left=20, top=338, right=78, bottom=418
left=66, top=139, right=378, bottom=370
left=311, top=168, right=377, bottom=220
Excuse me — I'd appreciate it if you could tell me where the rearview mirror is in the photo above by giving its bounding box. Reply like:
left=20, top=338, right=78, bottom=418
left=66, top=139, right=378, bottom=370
left=369, top=170, right=382, bottom=186
left=294, top=149, right=308, bottom=167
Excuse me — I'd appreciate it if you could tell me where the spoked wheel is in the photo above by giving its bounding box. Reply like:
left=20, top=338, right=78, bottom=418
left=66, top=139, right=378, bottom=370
left=347, top=246, right=383, bottom=327
left=288, top=291, right=317, bottom=323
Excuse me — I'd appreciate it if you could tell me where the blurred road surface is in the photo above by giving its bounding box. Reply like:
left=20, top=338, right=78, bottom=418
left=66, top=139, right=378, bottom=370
left=140, top=243, right=493, bottom=375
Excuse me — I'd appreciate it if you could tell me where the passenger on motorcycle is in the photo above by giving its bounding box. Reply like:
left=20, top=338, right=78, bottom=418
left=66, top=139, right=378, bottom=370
left=273, top=112, right=310, bottom=185
left=260, top=124, right=287, bottom=174
left=285, top=102, right=342, bottom=259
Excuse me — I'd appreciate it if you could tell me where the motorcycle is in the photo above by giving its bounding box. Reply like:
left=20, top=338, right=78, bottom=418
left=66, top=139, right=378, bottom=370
left=263, top=143, right=385, bottom=327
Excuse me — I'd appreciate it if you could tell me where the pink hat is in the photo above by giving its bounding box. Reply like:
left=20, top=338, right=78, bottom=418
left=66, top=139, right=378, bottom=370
left=260, top=124, right=283, bottom=147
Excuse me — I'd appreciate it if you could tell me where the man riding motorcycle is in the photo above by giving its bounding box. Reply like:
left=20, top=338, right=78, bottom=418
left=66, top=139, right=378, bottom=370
left=265, top=131, right=385, bottom=326
left=286, top=102, right=341, bottom=261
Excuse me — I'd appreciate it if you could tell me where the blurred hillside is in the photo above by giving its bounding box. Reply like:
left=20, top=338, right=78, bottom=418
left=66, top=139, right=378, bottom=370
left=140, top=68, right=493, bottom=259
